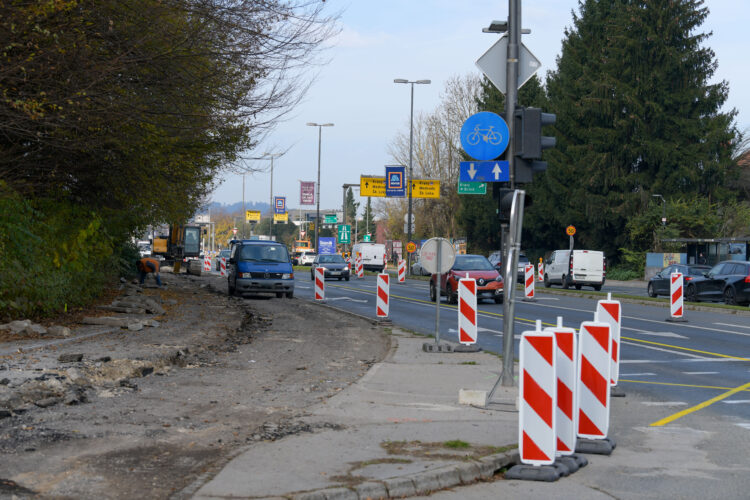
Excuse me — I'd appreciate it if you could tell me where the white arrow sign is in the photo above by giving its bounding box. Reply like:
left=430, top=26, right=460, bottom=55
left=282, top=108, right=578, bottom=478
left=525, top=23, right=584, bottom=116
left=467, top=163, right=477, bottom=179
left=492, top=163, right=503, bottom=180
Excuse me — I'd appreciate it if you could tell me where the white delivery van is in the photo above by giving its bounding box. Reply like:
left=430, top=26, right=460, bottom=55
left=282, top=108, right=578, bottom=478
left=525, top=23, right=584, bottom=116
left=544, top=249, right=606, bottom=290
left=352, top=242, right=386, bottom=272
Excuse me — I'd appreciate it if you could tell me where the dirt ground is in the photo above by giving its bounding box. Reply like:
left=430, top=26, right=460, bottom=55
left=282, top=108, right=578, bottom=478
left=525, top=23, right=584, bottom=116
left=0, top=271, right=390, bottom=499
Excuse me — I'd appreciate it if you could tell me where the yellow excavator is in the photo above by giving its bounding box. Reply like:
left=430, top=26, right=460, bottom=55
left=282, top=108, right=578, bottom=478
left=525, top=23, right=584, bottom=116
left=152, top=224, right=202, bottom=272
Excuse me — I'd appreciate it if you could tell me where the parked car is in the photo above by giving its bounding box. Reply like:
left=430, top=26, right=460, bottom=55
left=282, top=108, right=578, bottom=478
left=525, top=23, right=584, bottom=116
left=214, top=249, right=231, bottom=271
left=297, top=250, right=316, bottom=266
left=544, top=249, right=606, bottom=290
left=310, top=253, right=350, bottom=281
left=227, top=240, right=294, bottom=298
left=352, top=242, right=386, bottom=272
left=517, top=253, right=530, bottom=281
left=487, top=251, right=530, bottom=281
left=684, top=260, right=750, bottom=306
left=411, top=261, right=431, bottom=276
left=429, top=254, right=504, bottom=304
left=647, top=264, right=711, bottom=297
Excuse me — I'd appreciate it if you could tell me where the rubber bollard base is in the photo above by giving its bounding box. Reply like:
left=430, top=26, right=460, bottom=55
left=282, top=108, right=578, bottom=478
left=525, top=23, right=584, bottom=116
left=453, top=344, right=482, bottom=353
left=611, top=386, right=627, bottom=397
left=557, top=456, right=580, bottom=474
left=377, top=318, right=392, bottom=326
left=422, top=343, right=454, bottom=353
left=571, top=453, right=588, bottom=467
left=522, top=298, right=536, bottom=302
left=665, top=317, right=687, bottom=323
left=575, top=437, right=616, bottom=455
left=504, top=464, right=561, bottom=482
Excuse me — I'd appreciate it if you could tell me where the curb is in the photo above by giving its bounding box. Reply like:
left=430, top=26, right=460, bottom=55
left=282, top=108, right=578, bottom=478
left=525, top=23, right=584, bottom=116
left=286, top=450, right=519, bottom=500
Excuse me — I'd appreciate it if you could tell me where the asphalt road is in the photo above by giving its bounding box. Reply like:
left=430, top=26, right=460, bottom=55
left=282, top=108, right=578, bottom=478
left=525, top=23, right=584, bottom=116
left=293, top=272, right=750, bottom=428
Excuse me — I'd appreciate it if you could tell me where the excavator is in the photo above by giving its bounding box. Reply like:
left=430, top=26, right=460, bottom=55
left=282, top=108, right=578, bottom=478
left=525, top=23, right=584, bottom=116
left=152, top=224, right=202, bottom=272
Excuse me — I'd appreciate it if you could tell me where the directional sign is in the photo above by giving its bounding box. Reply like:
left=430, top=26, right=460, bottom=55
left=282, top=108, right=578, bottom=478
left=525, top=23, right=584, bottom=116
left=363, top=234, right=371, bottom=242
left=360, top=176, right=386, bottom=197
left=460, top=112, right=509, bottom=161
left=324, top=214, right=337, bottom=224
left=273, top=212, right=288, bottom=223
left=409, top=179, right=440, bottom=199
left=476, top=35, right=541, bottom=94
left=385, top=165, right=406, bottom=197
left=337, top=224, right=351, bottom=244
left=246, top=210, right=261, bottom=222
left=458, top=181, right=487, bottom=195
left=404, top=223, right=415, bottom=233
left=459, top=161, right=510, bottom=183
left=274, top=196, right=286, bottom=214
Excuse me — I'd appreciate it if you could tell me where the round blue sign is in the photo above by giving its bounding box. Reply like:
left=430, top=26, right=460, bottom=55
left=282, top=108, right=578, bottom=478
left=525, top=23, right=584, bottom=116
left=460, top=111, right=509, bottom=161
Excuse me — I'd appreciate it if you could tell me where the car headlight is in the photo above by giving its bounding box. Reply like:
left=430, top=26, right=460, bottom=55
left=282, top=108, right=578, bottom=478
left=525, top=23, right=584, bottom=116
left=282, top=273, right=293, bottom=279
left=238, top=272, right=250, bottom=278
left=495, top=276, right=503, bottom=282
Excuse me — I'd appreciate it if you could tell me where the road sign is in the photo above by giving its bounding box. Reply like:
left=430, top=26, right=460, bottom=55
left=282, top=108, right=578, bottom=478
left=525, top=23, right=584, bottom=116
left=386, top=165, right=406, bottom=197
left=246, top=210, right=261, bottom=222
left=363, top=234, right=371, bottom=242
left=460, top=112, right=510, bottom=161
left=273, top=212, right=288, bottom=223
left=404, top=213, right=415, bottom=223
left=566, top=225, right=576, bottom=236
left=409, top=179, right=440, bottom=199
left=403, top=223, right=415, bottom=233
left=274, top=196, right=286, bottom=214
left=459, top=161, right=510, bottom=183
left=458, top=181, right=487, bottom=195
left=232, top=227, right=238, bottom=235
left=324, top=214, right=337, bottom=224
left=476, top=35, right=541, bottom=94
left=337, top=224, right=351, bottom=244
left=420, top=237, right=456, bottom=274
left=406, top=241, right=417, bottom=254
left=360, top=176, right=386, bottom=197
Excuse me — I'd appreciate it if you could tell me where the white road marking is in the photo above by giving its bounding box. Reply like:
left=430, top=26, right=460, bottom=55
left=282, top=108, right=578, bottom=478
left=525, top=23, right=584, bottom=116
left=641, top=401, right=688, bottom=407
left=735, top=423, right=750, bottom=430
left=622, top=358, right=737, bottom=364
left=623, top=327, right=687, bottom=339
left=326, top=297, right=368, bottom=303
left=683, top=371, right=719, bottom=375
left=714, top=322, right=750, bottom=330
left=722, top=400, right=750, bottom=404
left=621, top=340, right=707, bottom=359
left=532, top=297, right=560, bottom=301
left=620, top=373, right=656, bottom=377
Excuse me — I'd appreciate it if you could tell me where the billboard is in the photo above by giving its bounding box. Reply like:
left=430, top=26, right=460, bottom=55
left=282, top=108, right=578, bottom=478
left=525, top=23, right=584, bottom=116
left=300, top=181, right=315, bottom=205
left=318, top=237, right=337, bottom=255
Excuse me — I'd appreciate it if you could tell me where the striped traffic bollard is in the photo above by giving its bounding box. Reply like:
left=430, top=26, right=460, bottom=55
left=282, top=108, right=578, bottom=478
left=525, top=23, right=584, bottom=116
left=524, top=264, right=535, bottom=301
left=398, top=259, right=406, bottom=283
left=666, top=272, right=687, bottom=322
left=203, top=256, right=211, bottom=272
left=314, top=267, right=325, bottom=302
left=596, top=294, right=622, bottom=389
left=346, top=256, right=352, bottom=271
left=376, top=273, right=389, bottom=320
left=544, top=318, right=579, bottom=460
left=220, top=257, right=227, bottom=277
left=576, top=320, right=615, bottom=455
left=457, top=278, right=477, bottom=345
left=356, top=255, right=364, bottom=278
left=538, top=260, right=545, bottom=282
left=383, top=254, right=388, bottom=271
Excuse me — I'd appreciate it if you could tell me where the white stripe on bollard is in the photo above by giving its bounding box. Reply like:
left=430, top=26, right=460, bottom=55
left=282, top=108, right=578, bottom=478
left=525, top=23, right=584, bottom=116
left=356, top=255, right=364, bottom=278
left=538, top=261, right=544, bottom=282
left=314, top=267, right=325, bottom=302
left=458, top=278, right=477, bottom=345
left=545, top=318, right=578, bottom=456
left=596, top=295, right=622, bottom=386
left=398, top=259, right=406, bottom=283
left=376, top=273, right=389, bottom=317
left=524, top=264, right=535, bottom=299
left=519, top=322, right=557, bottom=466
left=670, top=272, right=684, bottom=319
left=220, top=257, right=227, bottom=277
left=576, top=321, right=611, bottom=439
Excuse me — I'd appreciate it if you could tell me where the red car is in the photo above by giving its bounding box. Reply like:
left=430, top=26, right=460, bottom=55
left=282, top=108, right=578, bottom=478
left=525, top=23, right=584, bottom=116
left=429, top=254, right=504, bottom=304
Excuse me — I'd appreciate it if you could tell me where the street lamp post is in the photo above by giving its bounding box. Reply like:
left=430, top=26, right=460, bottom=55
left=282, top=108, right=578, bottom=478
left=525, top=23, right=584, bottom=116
left=394, top=78, right=430, bottom=275
left=307, top=122, right=334, bottom=252
left=249, top=152, right=284, bottom=239
left=653, top=194, right=666, bottom=226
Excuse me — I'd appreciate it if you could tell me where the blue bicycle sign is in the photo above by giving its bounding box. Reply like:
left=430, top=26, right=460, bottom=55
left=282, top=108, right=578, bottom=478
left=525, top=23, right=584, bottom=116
left=460, top=112, right=509, bottom=161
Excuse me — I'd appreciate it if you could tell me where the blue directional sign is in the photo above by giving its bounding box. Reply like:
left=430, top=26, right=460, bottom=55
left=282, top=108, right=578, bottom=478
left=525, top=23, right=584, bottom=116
left=385, top=165, right=406, bottom=197
left=274, top=196, right=286, bottom=214
left=460, top=112, right=510, bottom=161
left=459, top=161, right=510, bottom=183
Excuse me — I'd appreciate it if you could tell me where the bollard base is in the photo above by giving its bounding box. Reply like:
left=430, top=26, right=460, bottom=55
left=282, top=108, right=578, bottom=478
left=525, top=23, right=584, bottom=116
left=665, top=316, right=687, bottom=323
left=570, top=453, right=588, bottom=468
left=504, top=464, right=562, bottom=482
left=557, top=456, right=580, bottom=474
left=575, top=437, right=616, bottom=455
left=611, top=386, right=626, bottom=397
left=377, top=318, right=392, bottom=326
left=422, top=342, right=453, bottom=353
left=453, top=344, right=482, bottom=353
left=522, top=298, right=536, bottom=302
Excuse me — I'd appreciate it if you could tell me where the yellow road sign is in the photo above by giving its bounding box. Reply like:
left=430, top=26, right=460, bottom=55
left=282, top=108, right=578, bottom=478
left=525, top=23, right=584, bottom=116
left=566, top=225, right=576, bottom=236
left=360, top=176, right=386, bottom=197
left=274, top=212, right=288, bottom=222
left=246, top=210, right=261, bottom=222
left=410, top=179, right=440, bottom=199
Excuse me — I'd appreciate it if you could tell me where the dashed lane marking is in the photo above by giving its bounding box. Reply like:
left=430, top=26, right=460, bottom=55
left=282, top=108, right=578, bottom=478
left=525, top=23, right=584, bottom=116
left=683, top=371, right=719, bottom=375
left=620, top=373, right=656, bottom=377
left=622, top=379, right=750, bottom=392
left=714, top=322, right=750, bottom=330
left=722, top=400, right=750, bottom=404
left=641, top=401, right=687, bottom=407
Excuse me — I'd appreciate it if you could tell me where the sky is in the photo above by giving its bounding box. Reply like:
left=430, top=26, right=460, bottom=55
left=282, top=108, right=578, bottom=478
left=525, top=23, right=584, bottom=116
left=210, top=0, right=750, bottom=216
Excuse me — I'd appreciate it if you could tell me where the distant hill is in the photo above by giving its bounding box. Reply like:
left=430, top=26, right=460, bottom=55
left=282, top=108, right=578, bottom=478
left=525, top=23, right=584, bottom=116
left=206, top=201, right=269, bottom=215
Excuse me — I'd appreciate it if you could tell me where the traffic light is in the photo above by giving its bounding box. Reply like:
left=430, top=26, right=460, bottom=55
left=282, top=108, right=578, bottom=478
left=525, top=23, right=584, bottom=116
left=493, top=184, right=516, bottom=223
left=513, top=107, right=556, bottom=183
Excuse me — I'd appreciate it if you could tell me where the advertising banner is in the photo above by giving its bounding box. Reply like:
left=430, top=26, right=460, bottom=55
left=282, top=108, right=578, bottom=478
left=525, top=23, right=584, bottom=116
left=300, top=181, right=315, bottom=205
left=318, top=237, right=337, bottom=255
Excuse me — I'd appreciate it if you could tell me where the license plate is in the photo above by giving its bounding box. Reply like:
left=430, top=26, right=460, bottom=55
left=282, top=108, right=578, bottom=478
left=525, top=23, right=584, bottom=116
left=330, top=271, right=340, bottom=276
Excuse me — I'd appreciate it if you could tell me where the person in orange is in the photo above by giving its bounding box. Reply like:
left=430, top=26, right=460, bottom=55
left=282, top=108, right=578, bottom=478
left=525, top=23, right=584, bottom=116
left=136, top=257, right=162, bottom=287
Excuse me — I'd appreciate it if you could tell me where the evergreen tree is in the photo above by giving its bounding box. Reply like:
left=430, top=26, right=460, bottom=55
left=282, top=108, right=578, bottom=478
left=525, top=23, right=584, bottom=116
left=363, top=197, right=375, bottom=239
left=345, top=187, right=360, bottom=224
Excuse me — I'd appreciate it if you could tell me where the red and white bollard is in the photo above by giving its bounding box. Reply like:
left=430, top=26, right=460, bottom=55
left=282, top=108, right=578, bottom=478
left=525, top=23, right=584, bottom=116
left=667, top=272, right=686, bottom=322
left=537, top=260, right=544, bottom=282
left=545, top=318, right=578, bottom=457
left=356, top=255, right=364, bottom=278
left=518, top=321, right=556, bottom=465
left=524, top=264, right=535, bottom=300
left=376, top=273, right=389, bottom=319
left=596, top=294, right=622, bottom=387
left=383, top=253, right=388, bottom=271
left=345, top=256, right=352, bottom=271
left=397, top=259, right=406, bottom=283
left=203, top=256, right=211, bottom=272
left=220, top=257, right=227, bottom=277
left=314, top=267, right=325, bottom=302
left=457, top=278, right=477, bottom=345
left=576, top=321, right=612, bottom=446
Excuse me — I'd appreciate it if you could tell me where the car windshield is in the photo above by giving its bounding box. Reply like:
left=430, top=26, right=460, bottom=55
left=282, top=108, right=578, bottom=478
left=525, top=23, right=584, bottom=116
left=319, top=254, right=345, bottom=264
left=452, top=255, right=494, bottom=271
left=518, top=255, right=529, bottom=264
left=239, top=245, right=289, bottom=263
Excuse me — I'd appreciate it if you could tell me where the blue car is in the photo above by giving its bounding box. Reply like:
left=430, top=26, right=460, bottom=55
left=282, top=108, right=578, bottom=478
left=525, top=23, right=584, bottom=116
left=227, top=240, right=294, bottom=298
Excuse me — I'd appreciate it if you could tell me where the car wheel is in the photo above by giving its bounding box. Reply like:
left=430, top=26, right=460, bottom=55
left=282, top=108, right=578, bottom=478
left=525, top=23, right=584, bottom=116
left=724, top=287, right=737, bottom=306
left=276, top=292, right=283, bottom=298
left=430, top=282, right=437, bottom=302
left=685, top=284, right=697, bottom=302
left=593, top=285, right=602, bottom=291
left=448, top=283, right=458, bottom=304
left=543, top=274, right=551, bottom=288
left=562, top=275, right=569, bottom=289
left=345, top=276, right=350, bottom=281
left=494, top=295, right=503, bottom=304
left=286, top=291, right=294, bottom=298
left=575, top=284, right=582, bottom=290
left=647, top=283, right=656, bottom=298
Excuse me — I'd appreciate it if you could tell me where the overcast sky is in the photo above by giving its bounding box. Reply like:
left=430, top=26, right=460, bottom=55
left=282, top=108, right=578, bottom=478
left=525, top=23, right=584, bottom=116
left=210, top=0, right=750, bottom=215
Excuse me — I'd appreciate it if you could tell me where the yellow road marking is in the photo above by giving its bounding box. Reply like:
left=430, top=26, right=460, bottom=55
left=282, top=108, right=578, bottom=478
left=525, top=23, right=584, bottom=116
left=622, top=336, right=750, bottom=361
left=620, top=379, right=750, bottom=392
left=649, top=381, right=750, bottom=426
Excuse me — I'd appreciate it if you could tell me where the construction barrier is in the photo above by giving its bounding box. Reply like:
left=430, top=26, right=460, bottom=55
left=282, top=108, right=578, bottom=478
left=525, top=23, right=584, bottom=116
left=345, top=256, right=352, bottom=271
left=383, top=253, right=388, bottom=271
left=458, top=278, right=477, bottom=345
left=220, top=257, right=227, bottom=277
left=398, top=259, right=406, bottom=283
left=203, top=256, right=211, bottom=272
left=545, top=318, right=578, bottom=456
left=595, top=294, right=622, bottom=386
left=669, top=272, right=684, bottom=320
left=518, top=322, right=556, bottom=466
left=356, top=255, right=364, bottom=278
left=524, top=264, right=535, bottom=300
left=314, top=267, right=325, bottom=302
left=538, top=259, right=544, bottom=282
left=576, top=321, right=611, bottom=439
left=376, top=273, right=389, bottom=318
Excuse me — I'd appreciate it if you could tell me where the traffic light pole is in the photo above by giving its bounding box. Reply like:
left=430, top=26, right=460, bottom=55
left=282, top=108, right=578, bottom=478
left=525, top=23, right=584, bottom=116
left=506, top=0, right=519, bottom=189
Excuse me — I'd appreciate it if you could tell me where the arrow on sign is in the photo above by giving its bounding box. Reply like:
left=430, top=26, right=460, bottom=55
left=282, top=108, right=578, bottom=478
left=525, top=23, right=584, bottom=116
left=459, top=161, right=510, bottom=183
left=467, top=163, right=477, bottom=179
left=492, top=163, right=503, bottom=180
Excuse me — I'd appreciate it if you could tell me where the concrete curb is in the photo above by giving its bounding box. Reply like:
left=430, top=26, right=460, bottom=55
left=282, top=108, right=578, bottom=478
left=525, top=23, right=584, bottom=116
left=283, top=450, right=518, bottom=500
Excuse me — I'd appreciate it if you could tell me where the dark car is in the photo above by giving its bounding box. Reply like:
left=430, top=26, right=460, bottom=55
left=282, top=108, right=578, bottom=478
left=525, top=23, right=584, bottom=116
left=429, top=254, right=504, bottom=304
left=488, top=251, right=529, bottom=281
left=647, top=264, right=711, bottom=298
left=214, top=249, right=231, bottom=271
left=684, top=260, right=750, bottom=306
left=311, top=253, right=350, bottom=281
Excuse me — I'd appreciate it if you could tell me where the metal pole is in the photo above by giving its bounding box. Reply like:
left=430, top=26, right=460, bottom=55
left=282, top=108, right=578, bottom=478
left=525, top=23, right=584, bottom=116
left=501, top=189, right=525, bottom=386
left=242, top=173, right=246, bottom=239
left=506, top=0, right=520, bottom=189
left=407, top=82, right=415, bottom=275
left=269, top=155, right=274, bottom=239
left=434, top=243, right=442, bottom=345
left=315, top=126, right=321, bottom=253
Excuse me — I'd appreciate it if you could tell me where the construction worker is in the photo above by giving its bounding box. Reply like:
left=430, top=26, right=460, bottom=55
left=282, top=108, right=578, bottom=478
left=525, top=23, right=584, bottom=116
left=136, top=257, right=162, bottom=287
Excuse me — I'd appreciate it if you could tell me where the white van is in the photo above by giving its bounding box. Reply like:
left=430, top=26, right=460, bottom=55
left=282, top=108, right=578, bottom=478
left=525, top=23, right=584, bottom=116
left=544, top=249, right=606, bottom=290
left=352, top=242, right=386, bottom=272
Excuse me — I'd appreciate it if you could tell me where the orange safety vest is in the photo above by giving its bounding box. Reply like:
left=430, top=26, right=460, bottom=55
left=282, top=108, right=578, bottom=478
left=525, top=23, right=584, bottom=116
left=138, top=257, right=160, bottom=273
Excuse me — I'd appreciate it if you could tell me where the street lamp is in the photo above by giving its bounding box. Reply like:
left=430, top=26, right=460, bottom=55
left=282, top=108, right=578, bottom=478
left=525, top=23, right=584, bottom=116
left=652, top=194, right=666, bottom=226
left=307, top=122, right=334, bottom=252
left=394, top=78, right=430, bottom=274
left=250, top=152, right=285, bottom=239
